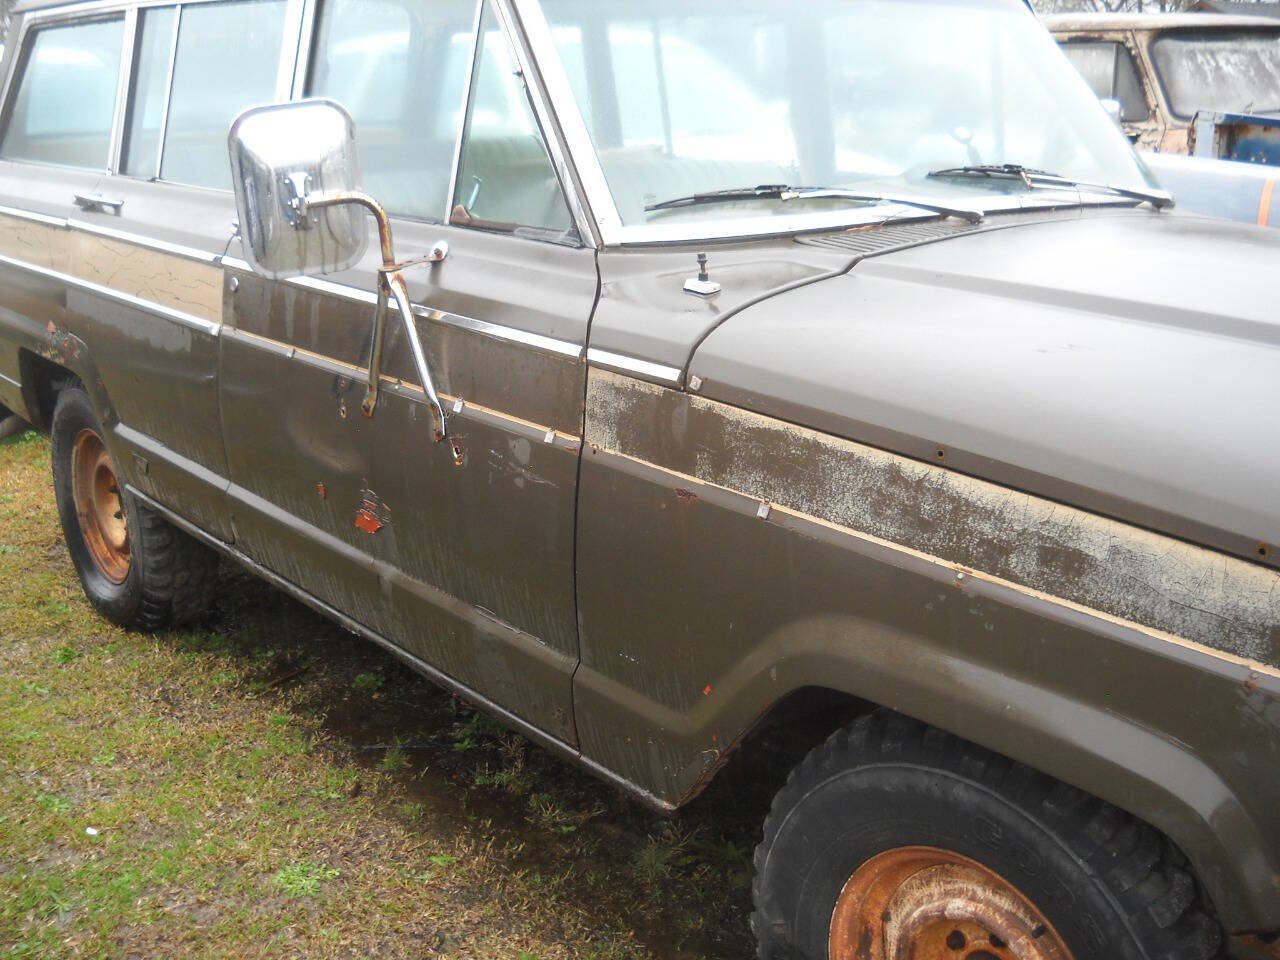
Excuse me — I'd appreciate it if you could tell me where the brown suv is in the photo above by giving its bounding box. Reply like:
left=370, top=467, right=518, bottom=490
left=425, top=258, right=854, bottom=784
left=0, top=0, right=1277, bottom=957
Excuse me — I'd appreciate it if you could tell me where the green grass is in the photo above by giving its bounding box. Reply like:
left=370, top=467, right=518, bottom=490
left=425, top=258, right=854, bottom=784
left=0, top=428, right=758, bottom=959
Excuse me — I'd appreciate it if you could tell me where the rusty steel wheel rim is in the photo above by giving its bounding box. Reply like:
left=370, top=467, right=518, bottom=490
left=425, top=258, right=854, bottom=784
left=71, top=428, right=130, bottom=584
left=829, top=846, right=1075, bottom=960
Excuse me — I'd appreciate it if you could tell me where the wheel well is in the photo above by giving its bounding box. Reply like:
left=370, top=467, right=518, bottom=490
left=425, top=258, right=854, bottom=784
left=17, top=350, right=76, bottom=431
left=680, top=687, right=876, bottom=818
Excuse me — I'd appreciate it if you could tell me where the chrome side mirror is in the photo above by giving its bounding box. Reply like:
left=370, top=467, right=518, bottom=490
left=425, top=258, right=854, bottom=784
left=228, top=99, right=368, bottom=280
left=227, top=99, right=448, bottom=440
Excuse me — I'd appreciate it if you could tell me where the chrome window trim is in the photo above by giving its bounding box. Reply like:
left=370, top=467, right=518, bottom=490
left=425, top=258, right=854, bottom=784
left=288, top=0, right=317, bottom=97
left=507, top=0, right=616, bottom=247
left=0, top=370, right=22, bottom=389
left=0, top=249, right=221, bottom=335
left=443, top=0, right=485, bottom=225
left=586, top=348, right=681, bottom=385
left=276, top=0, right=306, bottom=101
left=493, top=0, right=599, bottom=248
left=0, top=10, right=130, bottom=172
left=106, top=7, right=136, bottom=173
left=153, top=5, right=180, bottom=179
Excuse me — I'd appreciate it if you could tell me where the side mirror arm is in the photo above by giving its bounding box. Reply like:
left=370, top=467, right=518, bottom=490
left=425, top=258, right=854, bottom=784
left=305, top=189, right=448, bottom=441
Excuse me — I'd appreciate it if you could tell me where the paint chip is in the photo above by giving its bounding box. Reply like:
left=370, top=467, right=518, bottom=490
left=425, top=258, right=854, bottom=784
left=544, top=429, right=556, bottom=444
left=756, top=501, right=771, bottom=520
left=702, top=684, right=712, bottom=696
left=354, top=501, right=383, bottom=534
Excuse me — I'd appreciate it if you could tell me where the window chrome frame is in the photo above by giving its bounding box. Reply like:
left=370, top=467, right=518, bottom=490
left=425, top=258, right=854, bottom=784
left=0, top=8, right=132, bottom=173
left=443, top=0, right=485, bottom=225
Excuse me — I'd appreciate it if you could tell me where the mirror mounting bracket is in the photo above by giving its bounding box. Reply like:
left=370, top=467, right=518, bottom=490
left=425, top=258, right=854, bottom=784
left=306, top=190, right=449, bottom=441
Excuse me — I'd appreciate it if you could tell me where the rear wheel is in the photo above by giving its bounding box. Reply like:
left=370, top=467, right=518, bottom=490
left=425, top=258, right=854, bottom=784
left=51, top=385, right=218, bottom=630
left=752, top=711, right=1223, bottom=960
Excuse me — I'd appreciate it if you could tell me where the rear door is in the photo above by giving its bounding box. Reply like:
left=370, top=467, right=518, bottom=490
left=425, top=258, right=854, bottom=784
left=0, top=15, right=129, bottom=418
left=64, top=0, right=302, bottom=541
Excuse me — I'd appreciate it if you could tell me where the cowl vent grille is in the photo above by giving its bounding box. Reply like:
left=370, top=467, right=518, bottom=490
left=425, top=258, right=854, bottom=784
left=795, top=219, right=981, bottom=256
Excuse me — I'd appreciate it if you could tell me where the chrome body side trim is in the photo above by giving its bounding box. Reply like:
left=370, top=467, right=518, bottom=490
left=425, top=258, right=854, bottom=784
left=0, top=370, right=22, bottom=389
left=0, top=203, right=67, bottom=227
left=71, top=217, right=222, bottom=263
left=586, top=348, right=682, bottom=384
left=0, top=250, right=221, bottom=335
left=412, top=305, right=583, bottom=358
left=222, top=257, right=584, bottom=358
left=288, top=0, right=318, bottom=98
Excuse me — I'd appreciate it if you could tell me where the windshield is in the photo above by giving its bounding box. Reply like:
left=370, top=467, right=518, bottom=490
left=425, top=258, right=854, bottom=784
left=533, top=0, right=1156, bottom=227
left=1149, top=30, right=1280, bottom=120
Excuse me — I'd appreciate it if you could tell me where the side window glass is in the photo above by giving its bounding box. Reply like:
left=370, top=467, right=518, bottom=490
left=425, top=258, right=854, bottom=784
left=163, top=0, right=287, bottom=189
left=452, top=5, right=575, bottom=239
left=1059, top=41, right=1149, bottom=124
left=122, top=0, right=287, bottom=190
left=0, top=18, right=124, bottom=169
left=307, top=0, right=477, bottom=221
left=121, top=7, right=177, bottom=179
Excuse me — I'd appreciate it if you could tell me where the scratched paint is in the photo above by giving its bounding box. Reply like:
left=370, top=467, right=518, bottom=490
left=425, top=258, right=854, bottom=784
left=586, top=369, right=1280, bottom=670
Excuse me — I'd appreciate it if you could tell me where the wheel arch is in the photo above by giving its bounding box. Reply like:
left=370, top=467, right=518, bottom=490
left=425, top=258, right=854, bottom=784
left=681, top=614, right=1280, bottom=934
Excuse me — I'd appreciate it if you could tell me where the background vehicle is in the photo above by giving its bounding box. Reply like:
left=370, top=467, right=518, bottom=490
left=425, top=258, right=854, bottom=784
left=1048, top=12, right=1280, bottom=226
left=0, top=0, right=1277, bottom=957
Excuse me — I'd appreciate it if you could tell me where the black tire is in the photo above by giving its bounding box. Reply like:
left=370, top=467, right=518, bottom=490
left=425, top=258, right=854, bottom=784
left=752, top=710, right=1223, bottom=960
left=51, top=385, right=218, bottom=630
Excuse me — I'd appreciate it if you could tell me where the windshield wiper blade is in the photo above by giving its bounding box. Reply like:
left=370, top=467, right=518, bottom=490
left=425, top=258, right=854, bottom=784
left=928, top=164, right=1173, bottom=209
left=645, top=184, right=985, bottom=223
left=644, top=184, right=796, bottom=211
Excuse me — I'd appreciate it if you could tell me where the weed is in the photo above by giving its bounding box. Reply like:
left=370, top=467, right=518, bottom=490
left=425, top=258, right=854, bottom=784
left=351, top=672, right=384, bottom=692
left=36, top=794, right=71, bottom=814
left=272, top=862, right=340, bottom=898
left=450, top=711, right=504, bottom=752
left=52, top=645, right=78, bottom=664
left=379, top=745, right=408, bottom=772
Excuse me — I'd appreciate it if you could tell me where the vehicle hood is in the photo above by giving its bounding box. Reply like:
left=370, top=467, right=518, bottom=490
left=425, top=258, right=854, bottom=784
left=689, top=209, right=1280, bottom=564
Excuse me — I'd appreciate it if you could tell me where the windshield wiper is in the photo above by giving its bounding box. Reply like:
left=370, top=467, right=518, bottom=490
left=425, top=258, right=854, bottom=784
left=928, top=164, right=1173, bottom=209
left=644, top=184, right=984, bottom=223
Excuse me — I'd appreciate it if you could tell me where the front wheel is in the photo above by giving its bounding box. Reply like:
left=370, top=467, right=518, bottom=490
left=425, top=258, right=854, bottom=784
left=752, top=712, right=1223, bottom=960
left=51, top=385, right=219, bottom=630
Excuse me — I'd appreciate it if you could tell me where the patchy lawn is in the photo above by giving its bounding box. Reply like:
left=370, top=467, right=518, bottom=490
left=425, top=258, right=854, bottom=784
left=0, top=429, right=770, bottom=959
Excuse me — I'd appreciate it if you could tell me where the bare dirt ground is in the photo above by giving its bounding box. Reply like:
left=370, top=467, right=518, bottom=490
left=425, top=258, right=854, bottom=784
left=1, top=428, right=788, bottom=959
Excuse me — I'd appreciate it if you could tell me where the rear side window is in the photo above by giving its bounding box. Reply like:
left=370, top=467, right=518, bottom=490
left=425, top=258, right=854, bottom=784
left=1059, top=40, right=1149, bottom=123
left=121, top=0, right=287, bottom=189
left=1, top=18, right=124, bottom=169
left=306, top=0, right=477, bottom=221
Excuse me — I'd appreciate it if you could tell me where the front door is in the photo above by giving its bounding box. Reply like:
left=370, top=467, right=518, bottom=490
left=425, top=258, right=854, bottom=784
left=224, top=0, right=595, bottom=741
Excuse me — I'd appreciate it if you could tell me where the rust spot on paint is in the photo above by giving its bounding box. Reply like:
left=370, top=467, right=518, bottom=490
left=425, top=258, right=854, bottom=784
left=338, top=399, right=348, bottom=420
left=451, top=438, right=465, bottom=467
left=317, top=483, right=327, bottom=500
left=1244, top=671, right=1261, bottom=692
left=674, top=488, right=698, bottom=504
left=354, top=504, right=382, bottom=535
left=702, top=684, right=712, bottom=696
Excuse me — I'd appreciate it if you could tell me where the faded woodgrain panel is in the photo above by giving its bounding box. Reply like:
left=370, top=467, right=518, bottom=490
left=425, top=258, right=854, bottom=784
left=72, top=231, right=222, bottom=323
left=0, top=213, right=223, bottom=323
left=0, top=213, right=63, bottom=271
